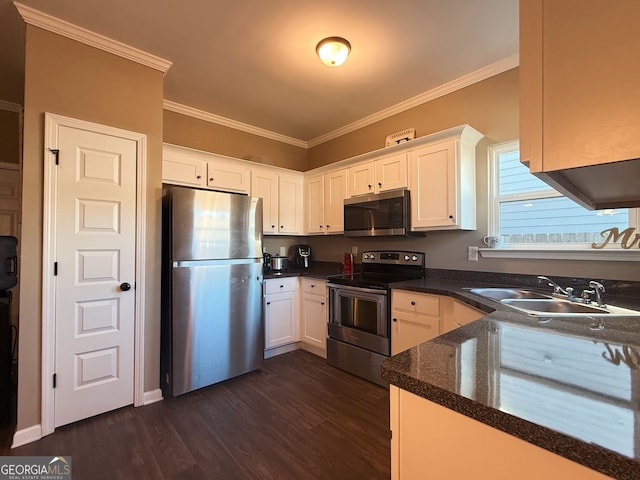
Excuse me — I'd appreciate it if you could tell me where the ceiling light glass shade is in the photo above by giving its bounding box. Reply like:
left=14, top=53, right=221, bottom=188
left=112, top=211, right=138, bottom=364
left=316, top=37, right=351, bottom=67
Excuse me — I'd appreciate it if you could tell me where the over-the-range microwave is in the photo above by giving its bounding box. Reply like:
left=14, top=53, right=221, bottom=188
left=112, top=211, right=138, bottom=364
left=343, top=189, right=410, bottom=237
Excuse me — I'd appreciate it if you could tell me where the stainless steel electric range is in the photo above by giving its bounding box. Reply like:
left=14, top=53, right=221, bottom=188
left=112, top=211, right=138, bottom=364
left=326, top=250, right=425, bottom=387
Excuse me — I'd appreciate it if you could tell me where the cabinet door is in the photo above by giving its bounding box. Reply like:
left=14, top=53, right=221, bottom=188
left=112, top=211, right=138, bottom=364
left=440, top=298, right=485, bottom=334
left=252, top=170, right=279, bottom=234
left=206, top=161, right=251, bottom=194
left=409, top=141, right=458, bottom=229
left=324, top=169, right=347, bottom=233
left=391, top=311, right=440, bottom=355
left=279, top=173, right=303, bottom=234
left=300, top=293, right=327, bottom=351
left=375, top=153, right=407, bottom=192
left=305, top=174, right=325, bottom=234
left=521, top=0, right=640, bottom=173
left=162, top=157, right=205, bottom=187
left=347, top=162, right=375, bottom=197
left=265, top=291, right=298, bottom=349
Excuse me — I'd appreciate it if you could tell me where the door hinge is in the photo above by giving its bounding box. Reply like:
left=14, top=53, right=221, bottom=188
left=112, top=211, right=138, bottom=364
left=52, top=373, right=57, bottom=388
left=53, top=262, right=58, bottom=276
left=48, top=148, right=59, bottom=165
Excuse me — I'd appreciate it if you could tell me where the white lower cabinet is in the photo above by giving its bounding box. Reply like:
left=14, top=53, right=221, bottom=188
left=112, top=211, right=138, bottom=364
left=391, top=290, right=487, bottom=354
left=264, top=278, right=298, bottom=354
left=440, top=298, right=485, bottom=334
left=299, top=278, right=327, bottom=357
left=390, top=386, right=611, bottom=480
left=391, top=290, right=441, bottom=355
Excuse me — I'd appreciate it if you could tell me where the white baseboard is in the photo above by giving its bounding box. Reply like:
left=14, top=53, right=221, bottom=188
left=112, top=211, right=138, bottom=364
left=11, top=424, right=42, bottom=448
left=264, top=342, right=299, bottom=359
left=142, top=388, right=163, bottom=405
left=299, top=343, right=327, bottom=359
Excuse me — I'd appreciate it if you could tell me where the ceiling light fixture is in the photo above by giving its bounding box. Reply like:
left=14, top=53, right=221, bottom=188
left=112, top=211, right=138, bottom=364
left=316, top=37, right=351, bottom=67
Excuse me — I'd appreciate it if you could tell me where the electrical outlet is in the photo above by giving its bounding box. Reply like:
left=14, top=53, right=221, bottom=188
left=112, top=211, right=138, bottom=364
left=351, top=246, right=358, bottom=256
left=467, top=246, right=479, bottom=261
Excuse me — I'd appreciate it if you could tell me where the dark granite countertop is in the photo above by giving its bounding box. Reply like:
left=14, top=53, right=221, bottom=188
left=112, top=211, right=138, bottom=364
left=383, top=270, right=640, bottom=480
left=264, top=261, right=344, bottom=281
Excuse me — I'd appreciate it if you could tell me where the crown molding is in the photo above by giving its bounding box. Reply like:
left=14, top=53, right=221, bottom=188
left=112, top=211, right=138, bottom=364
left=307, top=54, right=519, bottom=147
left=163, top=100, right=308, bottom=149
left=163, top=55, right=518, bottom=150
left=14, top=2, right=172, bottom=74
left=0, top=100, right=22, bottom=113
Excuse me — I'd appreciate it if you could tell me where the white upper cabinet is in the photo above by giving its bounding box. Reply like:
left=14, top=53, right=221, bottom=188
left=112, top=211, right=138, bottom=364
left=278, top=173, right=304, bottom=235
left=206, top=160, right=251, bottom=194
left=162, top=147, right=206, bottom=187
left=324, top=169, right=347, bottom=233
left=409, top=125, right=483, bottom=231
left=305, top=174, right=325, bottom=234
left=348, top=153, right=407, bottom=197
left=251, top=168, right=279, bottom=235
left=304, top=168, right=347, bottom=234
left=162, top=144, right=251, bottom=194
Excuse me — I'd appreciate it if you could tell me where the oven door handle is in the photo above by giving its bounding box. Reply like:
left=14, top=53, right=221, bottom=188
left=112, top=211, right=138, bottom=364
left=327, top=283, right=388, bottom=295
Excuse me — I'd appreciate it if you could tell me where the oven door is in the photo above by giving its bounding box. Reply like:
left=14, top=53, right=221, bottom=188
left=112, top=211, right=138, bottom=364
left=327, top=284, right=390, bottom=356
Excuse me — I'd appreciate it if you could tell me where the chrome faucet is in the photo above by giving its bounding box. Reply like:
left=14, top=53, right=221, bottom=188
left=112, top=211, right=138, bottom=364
left=537, top=276, right=575, bottom=300
left=588, top=281, right=606, bottom=307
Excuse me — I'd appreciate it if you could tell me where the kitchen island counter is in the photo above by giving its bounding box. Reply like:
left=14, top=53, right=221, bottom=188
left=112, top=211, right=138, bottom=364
left=383, top=272, right=640, bottom=479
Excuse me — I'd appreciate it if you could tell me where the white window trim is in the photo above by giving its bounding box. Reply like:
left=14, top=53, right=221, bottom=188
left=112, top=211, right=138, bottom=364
left=485, top=140, right=640, bottom=261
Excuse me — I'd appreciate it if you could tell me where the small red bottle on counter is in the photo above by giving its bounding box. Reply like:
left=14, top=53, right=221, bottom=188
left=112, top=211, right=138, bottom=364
left=342, top=253, right=354, bottom=274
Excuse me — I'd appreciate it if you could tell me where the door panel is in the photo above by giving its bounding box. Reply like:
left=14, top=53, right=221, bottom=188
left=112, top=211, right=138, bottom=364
left=53, top=125, right=137, bottom=428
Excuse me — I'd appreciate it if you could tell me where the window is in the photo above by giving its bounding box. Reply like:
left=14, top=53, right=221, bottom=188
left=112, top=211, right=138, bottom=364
left=488, top=140, right=638, bottom=250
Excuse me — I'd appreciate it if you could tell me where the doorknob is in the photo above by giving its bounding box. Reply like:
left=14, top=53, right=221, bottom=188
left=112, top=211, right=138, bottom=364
left=120, top=282, right=132, bottom=292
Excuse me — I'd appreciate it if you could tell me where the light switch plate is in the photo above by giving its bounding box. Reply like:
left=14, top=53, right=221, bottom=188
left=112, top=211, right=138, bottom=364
left=467, top=246, right=479, bottom=261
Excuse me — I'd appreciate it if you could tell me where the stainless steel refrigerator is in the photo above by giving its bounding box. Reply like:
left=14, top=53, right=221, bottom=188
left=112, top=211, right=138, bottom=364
left=161, top=186, right=264, bottom=397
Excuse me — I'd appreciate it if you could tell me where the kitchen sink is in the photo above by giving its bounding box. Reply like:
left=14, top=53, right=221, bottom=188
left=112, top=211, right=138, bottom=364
left=468, top=288, right=551, bottom=301
left=467, top=287, right=640, bottom=317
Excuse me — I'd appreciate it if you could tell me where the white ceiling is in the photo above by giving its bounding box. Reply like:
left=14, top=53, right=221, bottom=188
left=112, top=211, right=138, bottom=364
left=0, top=0, right=519, bottom=145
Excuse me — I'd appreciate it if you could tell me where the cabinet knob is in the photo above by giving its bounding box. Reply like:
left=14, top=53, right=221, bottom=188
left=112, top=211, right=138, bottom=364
left=392, top=318, right=397, bottom=322
left=311, top=284, right=315, bottom=288
left=378, top=182, right=382, bottom=187
left=321, top=302, right=325, bottom=306
left=280, top=225, right=284, bottom=229
left=449, top=215, right=454, bottom=219
left=209, top=177, right=214, bottom=182
left=326, top=224, right=330, bottom=228
left=410, top=301, right=416, bottom=306
left=266, top=302, right=271, bottom=305
left=280, top=285, right=284, bottom=288
left=271, top=225, right=276, bottom=228
left=368, top=184, right=372, bottom=189
left=319, top=225, right=323, bottom=229
left=196, top=175, right=201, bottom=179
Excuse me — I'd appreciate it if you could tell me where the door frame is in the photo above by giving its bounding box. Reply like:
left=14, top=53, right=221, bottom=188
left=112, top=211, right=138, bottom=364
left=41, top=113, right=147, bottom=436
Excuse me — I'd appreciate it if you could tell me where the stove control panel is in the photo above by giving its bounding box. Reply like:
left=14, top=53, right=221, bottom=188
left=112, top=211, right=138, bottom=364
left=361, top=250, right=425, bottom=266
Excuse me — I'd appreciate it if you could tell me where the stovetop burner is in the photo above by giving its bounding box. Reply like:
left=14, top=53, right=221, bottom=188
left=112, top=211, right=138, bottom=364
left=328, top=250, right=425, bottom=289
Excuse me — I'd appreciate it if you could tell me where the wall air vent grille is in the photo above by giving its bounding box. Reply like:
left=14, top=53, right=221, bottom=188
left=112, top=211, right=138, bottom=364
left=385, top=128, right=416, bottom=147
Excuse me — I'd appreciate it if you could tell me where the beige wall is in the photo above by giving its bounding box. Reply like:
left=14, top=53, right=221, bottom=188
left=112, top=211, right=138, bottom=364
left=163, top=110, right=308, bottom=171
left=19, top=26, right=164, bottom=430
left=0, top=109, right=20, bottom=164
left=307, top=68, right=520, bottom=169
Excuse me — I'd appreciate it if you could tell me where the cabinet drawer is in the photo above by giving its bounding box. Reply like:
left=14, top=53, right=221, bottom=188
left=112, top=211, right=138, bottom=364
left=392, top=290, right=440, bottom=316
left=265, top=277, right=298, bottom=294
left=300, top=277, right=327, bottom=295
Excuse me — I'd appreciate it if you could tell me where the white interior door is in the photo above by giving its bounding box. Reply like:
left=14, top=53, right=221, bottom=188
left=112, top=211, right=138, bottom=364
left=52, top=124, right=137, bottom=428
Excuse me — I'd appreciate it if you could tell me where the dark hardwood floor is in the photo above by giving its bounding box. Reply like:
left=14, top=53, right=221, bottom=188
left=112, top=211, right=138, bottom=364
left=2, top=350, right=391, bottom=479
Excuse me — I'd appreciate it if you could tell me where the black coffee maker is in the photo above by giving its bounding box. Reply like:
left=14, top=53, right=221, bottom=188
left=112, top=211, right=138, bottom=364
left=291, top=244, right=312, bottom=269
